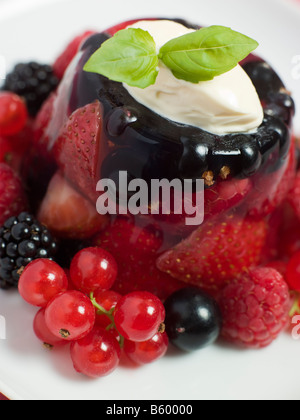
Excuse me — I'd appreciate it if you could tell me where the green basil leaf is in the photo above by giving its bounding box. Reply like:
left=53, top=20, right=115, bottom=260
left=84, top=28, right=159, bottom=88
left=159, top=25, right=259, bottom=83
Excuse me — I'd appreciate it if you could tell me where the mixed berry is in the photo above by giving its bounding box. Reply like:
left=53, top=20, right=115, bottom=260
left=2, top=62, right=59, bottom=117
left=0, top=17, right=299, bottom=379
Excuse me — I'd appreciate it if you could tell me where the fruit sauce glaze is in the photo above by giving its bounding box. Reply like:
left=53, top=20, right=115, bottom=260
left=0, top=17, right=298, bottom=380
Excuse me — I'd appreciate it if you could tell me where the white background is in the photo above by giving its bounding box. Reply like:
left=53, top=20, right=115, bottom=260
left=0, top=0, right=300, bottom=400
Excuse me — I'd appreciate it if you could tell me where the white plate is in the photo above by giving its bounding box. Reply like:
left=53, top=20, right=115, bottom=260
left=0, top=0, right=300, bottom=401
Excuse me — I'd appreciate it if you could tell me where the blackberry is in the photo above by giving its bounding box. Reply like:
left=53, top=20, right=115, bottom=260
left=0, top=212, right=58, bottom=289
left=2, top=62, right=59, bottom=116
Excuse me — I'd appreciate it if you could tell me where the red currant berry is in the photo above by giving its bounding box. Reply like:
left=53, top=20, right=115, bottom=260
left=94, top=289, right=122, bottom=328
left=70, top=247, right=118, bottom=294
left=0, top=92, right=28, bottom=136
left=45, top=290, right=96, bottom=341
left=114, top=291, right=165, bottom=342
left=124, top=332, right=169, bottom=365
left=286, top=250, right=300, bottom=291
left=33, top=308, right=67, bottom=348
left=70, top=326, right=121, bottom=378
left=18, top=259, right=68, bottom=307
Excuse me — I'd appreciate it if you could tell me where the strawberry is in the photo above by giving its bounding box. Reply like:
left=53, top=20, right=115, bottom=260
left=93, top=217, right=186, bottom=301
left=93, top=217, right=163, bottom=261
left=53, top=100, right=105, bottom=203
left=33, top=91, right=56, bottom=160
left=248, top=139, right=296, bottom=217
left=204, top=177, right=251, bottom=219
left=287, top=169, right=300, bottom=222
left=151, top=177, right=251, bottom=238
left=112, top=262, right=185, bottom=302
left=0, top=163, right=27, bottom=225
left=37, top=171, right=108, bottom=240
left=53, top=30, right=95, bottom=80
left=156, top=214, right=268, bottom=294
left=260, top=207, right=283, bottom=263
left=105, top=19, right=152, bottom=36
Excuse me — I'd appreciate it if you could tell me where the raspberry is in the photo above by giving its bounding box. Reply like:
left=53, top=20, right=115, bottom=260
left=218, top=267, right=291, bottom=348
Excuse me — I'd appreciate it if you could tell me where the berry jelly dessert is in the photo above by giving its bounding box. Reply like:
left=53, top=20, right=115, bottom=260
left=0, top=17, right=298, bottom=379
left=33, top=18, right=295, bottom=291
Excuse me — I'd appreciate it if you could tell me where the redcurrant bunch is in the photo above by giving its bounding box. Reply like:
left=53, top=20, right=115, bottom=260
left=18, top=247, right=169, bottom=378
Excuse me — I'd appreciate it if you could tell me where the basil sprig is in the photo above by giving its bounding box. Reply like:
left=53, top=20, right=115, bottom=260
left=84, top=25, right=258, bottom=87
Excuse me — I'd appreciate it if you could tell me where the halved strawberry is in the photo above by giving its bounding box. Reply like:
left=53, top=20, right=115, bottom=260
left=53, top=30, right=96, bottom=80
left=93, top=217, right=185, bottom=301
left=33, top=91, right=56, bottom=161
left=38, top=171, right=108, bottom=240
left=157, top=214, right=268, bottom=294
left=53, top=100, right=104, bottom=203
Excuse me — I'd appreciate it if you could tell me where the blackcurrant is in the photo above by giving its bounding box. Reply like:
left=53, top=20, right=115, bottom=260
left=164, top=287, right=222, bottom=352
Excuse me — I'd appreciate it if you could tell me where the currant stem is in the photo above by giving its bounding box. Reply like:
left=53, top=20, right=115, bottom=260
left=289, top=291, right=300, bottom=318
left=89, top=292, right=125, bottom=348
left=90, top=292, right=114, bottom=321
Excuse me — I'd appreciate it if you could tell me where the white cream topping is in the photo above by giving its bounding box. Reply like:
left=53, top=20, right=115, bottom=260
left=123, top=20, right=264, bottom=135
